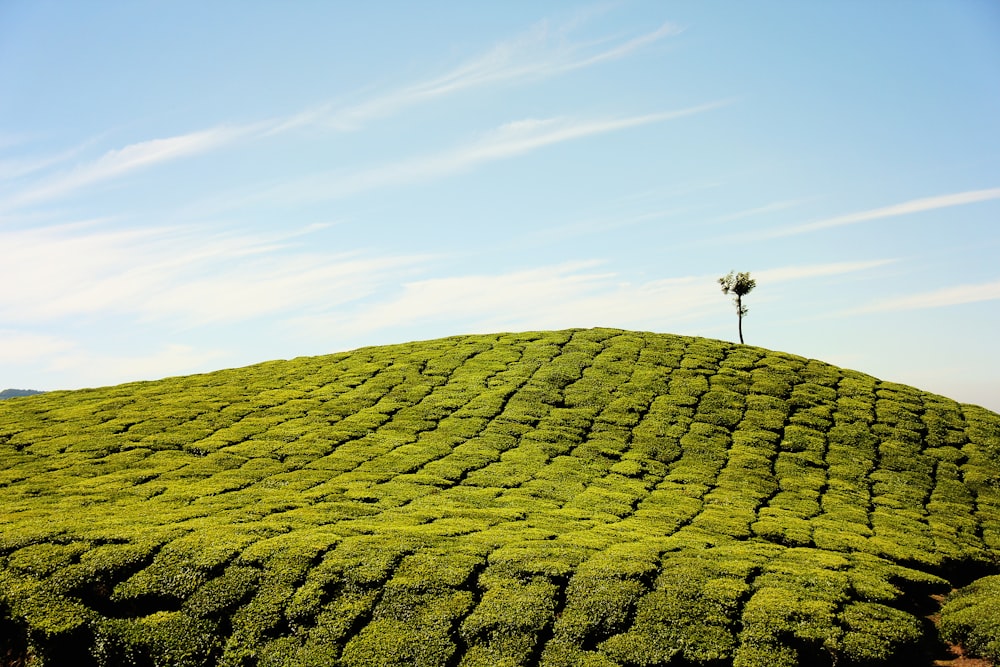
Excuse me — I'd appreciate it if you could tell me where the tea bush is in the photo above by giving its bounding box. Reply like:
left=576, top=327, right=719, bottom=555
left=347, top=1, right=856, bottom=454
left=1, top=328, right=998, bottom=666
left=939, top=574, right=1000, bottom=662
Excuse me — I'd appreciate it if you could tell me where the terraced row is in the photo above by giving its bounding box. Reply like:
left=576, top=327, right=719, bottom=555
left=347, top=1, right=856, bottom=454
left=0, top=328, right=998, bottom=666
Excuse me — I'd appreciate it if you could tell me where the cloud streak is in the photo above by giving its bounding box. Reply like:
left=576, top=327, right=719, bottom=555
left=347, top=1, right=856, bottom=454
left=856, top=279, right=1000, bottom=313
left=3, top=17, right=682, bottom=213
left=754, top=259, right=897, bottom=283
left=763, top=188, right=1000, bottom=238
left=261, top=103, right=729, bottom=204
left=309, top=21, right=683, bottom=132
left=0, top=143, right=92, bottom=183
left=710, top=199, right=806, bottom=224
left=2, top=125, right=259, bottom=211
left=0, top=222, right=425, bottom=325
left=0, top=330, right=75, bottom=365
left=293, top=258, right=891, bottom=345
left=47, top=343, right=225, bottom=388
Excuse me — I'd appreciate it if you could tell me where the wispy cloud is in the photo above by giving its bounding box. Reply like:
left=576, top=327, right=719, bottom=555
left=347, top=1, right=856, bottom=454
left=141, top=253, right=423, bottom=326
left=311, top=261, right=620, bottom=338
left=2, top=125, right=260, bottom=211
left=0, top=330, right=74, bottom=365
left=260, top=103, right=729, bottom=204
left=291, top=258, right=890, bottom=345
left=710, top=199, right=806, bottom=224
left=290, top=261, right=707, bottom=344
left=459, top=105, right=723, bottom=160
left=565, top=22, right=681, bottom=69
left=0, top=222, right=425, bottom=325
left=47, top=343, right=225, bottom=388
left=761, top=187, right=1000, bottom=238
left=308, top=21, right=683, bottom=132
left=0, top=143, right=92, bottom=183
left=3, top=16, right=682, bottom=214
left=525, top=206, right=695, bottom=246
left=754, top=259, right=897, bottom=283
left=855, top=278, right=1000, bottom=314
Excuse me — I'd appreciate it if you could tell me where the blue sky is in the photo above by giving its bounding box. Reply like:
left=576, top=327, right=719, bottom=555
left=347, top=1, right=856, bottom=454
left=2, top=1, right=999, bottom=411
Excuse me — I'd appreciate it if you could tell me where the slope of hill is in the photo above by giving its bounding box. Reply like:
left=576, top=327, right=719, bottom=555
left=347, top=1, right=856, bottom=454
left=0, top=329, right=998, bottom=667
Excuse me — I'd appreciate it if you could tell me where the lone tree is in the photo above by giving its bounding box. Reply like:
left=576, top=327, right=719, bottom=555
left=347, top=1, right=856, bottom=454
left=719, top=271, right=756, bottom=344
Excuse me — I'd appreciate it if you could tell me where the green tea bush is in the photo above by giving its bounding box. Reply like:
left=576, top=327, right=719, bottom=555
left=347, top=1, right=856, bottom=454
left=749, top=368, right=796, bottom=399
left=938, top=574, right=1000, bottom=662
left=602, top=578, right=742, bottom=664
left=839, top=601, right=922, bottom=663
left=733, top=586, right=839, bottom=667
left=459, top=577, right=558, bottom=665
left=0, top=329, right=998, bottom=666
left=742, top=393, right=789, bottom=431
left=93, top=611, right=221, bottom=667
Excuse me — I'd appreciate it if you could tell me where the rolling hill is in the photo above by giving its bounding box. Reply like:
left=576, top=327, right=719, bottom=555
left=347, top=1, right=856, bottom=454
left=0, top=390, right=43, bottom=401
left=1, top=328, right=998, bottom=667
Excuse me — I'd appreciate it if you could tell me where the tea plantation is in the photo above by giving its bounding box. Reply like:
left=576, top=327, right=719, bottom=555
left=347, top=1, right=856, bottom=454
left=1, top=329, right=998, bottom=667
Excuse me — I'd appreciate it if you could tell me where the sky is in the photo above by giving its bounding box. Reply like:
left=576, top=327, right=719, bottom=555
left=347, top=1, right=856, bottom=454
left=1, top=2, right=999, bottom=412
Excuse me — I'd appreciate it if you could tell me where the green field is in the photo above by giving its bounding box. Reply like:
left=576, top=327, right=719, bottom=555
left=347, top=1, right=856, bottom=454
left=1, top=328, right=998, bottom=666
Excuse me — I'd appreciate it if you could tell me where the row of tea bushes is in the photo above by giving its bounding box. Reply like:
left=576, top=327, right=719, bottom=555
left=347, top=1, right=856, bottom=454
left=1, top=328, right=998, bottom=665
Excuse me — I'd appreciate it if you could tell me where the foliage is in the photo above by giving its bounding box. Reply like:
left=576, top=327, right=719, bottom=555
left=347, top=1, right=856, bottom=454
left=0, top=328, right=998, bottom=666
left=939, top=574, right=1000, bottom=662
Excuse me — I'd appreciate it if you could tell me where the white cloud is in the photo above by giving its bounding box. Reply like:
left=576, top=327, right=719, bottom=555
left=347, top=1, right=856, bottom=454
left=0, top=222, right=425, bottom=326
left=3, top=125, right=260, bottom=211
left=0, top=223, right=168, bottom=319
left=260, top=104, right=729, bottom=204
left=311, top=21, right=683, bottom=131
left=465, top=105, right=725, bottom=160
left=47, top=343, right=225, bottom=388
left=765, top=187, right=1000, bottom=238
left=292, top=258, right=888, bottom=345
left=3, top=16, right=681, bottom=213
left=0, top=143, right=90, bottom=182
left=0, top=330, right=74, bottom=365
left=314, top=261, right=621, bottom=338
left=142, top=253, right=424, bottom=325
left=710, top=199, right=806, bottom=224
left=558, top=22, right=682, bottom=71
left=527, top=206, right=694, bottom=245
left=856, top=279, right=1000, bottom=313
left=754, top=259, right=897, bottom=283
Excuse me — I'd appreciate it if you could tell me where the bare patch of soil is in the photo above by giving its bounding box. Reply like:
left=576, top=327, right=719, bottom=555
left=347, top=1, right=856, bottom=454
left=932, top=643, right=994, bottom=667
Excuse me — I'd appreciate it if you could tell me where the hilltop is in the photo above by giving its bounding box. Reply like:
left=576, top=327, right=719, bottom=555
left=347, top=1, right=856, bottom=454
left=0, top=329, right=998, bottom=667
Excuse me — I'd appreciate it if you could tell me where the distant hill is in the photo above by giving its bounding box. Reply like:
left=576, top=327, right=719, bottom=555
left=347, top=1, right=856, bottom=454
left=0, top=388, right=42, bottom=400
left=0, top=329, right=997, bottom=667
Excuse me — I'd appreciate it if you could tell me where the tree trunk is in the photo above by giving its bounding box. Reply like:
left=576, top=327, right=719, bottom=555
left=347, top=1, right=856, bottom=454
left=737, top=296, right=744, bottom=344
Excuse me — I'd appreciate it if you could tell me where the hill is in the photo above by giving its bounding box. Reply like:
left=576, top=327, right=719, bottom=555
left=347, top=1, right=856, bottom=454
left=0, top=389, right=43, bottom=401
left=0, top=328, right=998, bottom=667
